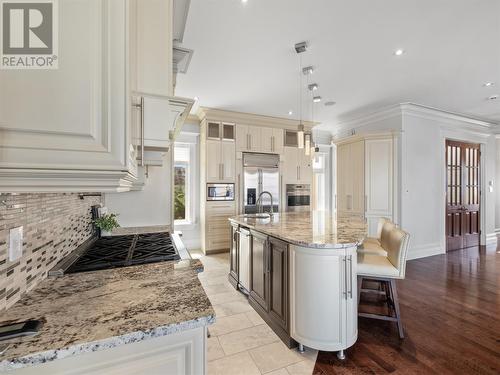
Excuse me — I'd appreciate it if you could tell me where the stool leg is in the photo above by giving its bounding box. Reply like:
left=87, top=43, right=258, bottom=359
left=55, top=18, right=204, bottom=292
left=390, top=279, right=404, bottom=339
left=357, top=276, right=363, bottom=305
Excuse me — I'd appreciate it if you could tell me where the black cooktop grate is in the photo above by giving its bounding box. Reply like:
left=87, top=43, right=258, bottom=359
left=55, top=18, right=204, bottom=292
left=66, top=232, right=180, bottom=273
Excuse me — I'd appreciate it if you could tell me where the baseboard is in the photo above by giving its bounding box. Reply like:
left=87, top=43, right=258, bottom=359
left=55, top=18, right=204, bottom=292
left=486, top=232, right=498, bottom=246
left=407, top=242, right=444, bottom=260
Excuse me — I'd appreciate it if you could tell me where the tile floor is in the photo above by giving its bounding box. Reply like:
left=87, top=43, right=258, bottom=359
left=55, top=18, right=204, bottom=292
left=190, top=250, right=318, bottom=375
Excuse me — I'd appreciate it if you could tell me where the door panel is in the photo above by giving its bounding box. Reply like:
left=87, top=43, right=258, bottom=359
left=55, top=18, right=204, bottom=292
left=261, top=127, right=274, bottom=152
left=221, top=142, right=235, bottom=182
left=269, top=237, right=288, bottom=331
left=206, top=140, right=221, bottom=182
left=445, top=140, right=480, bottom=251
left=261, top=168, right=280, bottom=212
left=250, top=231, right=269, bottom=311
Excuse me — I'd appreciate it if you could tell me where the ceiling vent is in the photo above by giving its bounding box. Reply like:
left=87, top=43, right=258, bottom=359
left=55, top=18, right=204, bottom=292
left=173, top=46, right=194, bottom=74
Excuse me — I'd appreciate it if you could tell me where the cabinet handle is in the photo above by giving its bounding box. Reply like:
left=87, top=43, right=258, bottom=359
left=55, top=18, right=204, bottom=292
left=347, top=255, right=353, bottom=299
left=343, top=257, right=348, bottom=300
left=272, top=136, right=275, bottom=152
left=365, top=195, right=367, bottom=210
left=132, top=97, right=145, bottom=167
left=266, top=242, right=271, bottom=273
left=296, top=166, right=299, bottom=181
left=221, top=163, right=224, bottom=180
left=247, top=134, right=250, bottom=150
left=249, top=134, right=252, bottom=150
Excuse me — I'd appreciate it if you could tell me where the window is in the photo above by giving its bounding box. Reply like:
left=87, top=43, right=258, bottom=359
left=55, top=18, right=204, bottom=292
left=312, top=151, right=329, bottom=211
left=174, top=143, right=191, bottom=223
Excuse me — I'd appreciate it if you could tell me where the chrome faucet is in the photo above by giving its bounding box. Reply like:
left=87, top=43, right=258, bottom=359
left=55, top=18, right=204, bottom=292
left=256, top=191, right=274, bottom=216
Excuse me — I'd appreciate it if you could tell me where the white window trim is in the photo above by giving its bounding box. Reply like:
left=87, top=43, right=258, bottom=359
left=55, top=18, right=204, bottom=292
left=174, top=142, right=197, bottom=226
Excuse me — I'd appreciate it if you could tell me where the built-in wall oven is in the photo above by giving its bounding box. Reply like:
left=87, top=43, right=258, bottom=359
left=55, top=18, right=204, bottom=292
left=286, top=184, right=311, bottom=212
left=207, top=183, right=235, bottom=201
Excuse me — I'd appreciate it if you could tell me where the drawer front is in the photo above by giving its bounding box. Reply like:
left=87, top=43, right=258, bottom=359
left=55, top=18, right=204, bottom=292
left=207, top=236, right=231, bottom=250
left=207, top=220, right=232, bottom=231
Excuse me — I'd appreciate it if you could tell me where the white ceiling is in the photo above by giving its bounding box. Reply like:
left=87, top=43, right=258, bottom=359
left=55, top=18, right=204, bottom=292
left=176, top=0, right=500, bottom=131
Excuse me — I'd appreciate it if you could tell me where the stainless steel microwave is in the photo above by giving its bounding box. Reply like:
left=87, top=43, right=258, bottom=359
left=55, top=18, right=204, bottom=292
left=207, top=183, right=235, bottom=201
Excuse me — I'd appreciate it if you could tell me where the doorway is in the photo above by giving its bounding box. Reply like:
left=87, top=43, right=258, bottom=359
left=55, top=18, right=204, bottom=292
left=445, top=140, right=481, bottom=251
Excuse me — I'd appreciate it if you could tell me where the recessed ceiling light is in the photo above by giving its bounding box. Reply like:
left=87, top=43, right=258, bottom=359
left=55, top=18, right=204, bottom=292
left=302, top=66, right=314, bottom=75
left=324, top=101, right=336, bottom=106
left=394, top=49, right=405, bottom=56
left=288, top=110, right=293, bottom=115
left=308, top=83, right=319, bottom=91
left=241, top=0, right=248, bottom=3
left=487, top=94, right=499, bottom=100
left=484, top=82, right=495, bottom=87
left=312, top=96, right=322, bottom=103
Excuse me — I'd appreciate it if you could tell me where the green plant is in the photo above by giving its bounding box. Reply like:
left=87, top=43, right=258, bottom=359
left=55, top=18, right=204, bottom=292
left=93, top=213, right=120, bottom=232
left=174, top=186, right=186, bottom=220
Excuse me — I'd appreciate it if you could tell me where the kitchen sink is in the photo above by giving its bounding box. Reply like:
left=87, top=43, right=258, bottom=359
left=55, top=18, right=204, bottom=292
left=243, top=213, right=271, bottom=219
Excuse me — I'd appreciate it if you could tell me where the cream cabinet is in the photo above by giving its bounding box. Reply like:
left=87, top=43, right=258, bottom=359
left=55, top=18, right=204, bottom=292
left=202, top=201, right=236, bottom=253
left=336, top=135, right=394, bottom=236
left=10, top=326, right=208, bottom=375
left=0, top=0, right=136, bottom=192
left=236, top=125, right=262, bottom=152
left=205, top=140, right=235, bottom=183
left=207, top=122, right=236, bottom=141
left=0, top=0, right=188, bottom=192
left=132, top=0, right=173, bottom=97
left=283, top=147, right=312, bottom=184
left=261, top=128, right=284, bottom=154
left=290, top=244, right=358, bottom=352
left=337, top=140, right=365, bottom=217
left=364, top=138, right=393, bottom=235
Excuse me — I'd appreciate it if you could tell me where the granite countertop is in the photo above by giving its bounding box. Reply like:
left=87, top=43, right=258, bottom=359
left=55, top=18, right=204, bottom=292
left=0, top=259, right=215, bottom=371
left=229, top=211, right=367, bottom=248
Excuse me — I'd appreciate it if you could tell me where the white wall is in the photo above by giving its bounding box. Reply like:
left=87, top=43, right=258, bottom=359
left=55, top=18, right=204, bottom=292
left=105, top=151, right=173, bottom=228
left=333, top=103, right=498, bottom=260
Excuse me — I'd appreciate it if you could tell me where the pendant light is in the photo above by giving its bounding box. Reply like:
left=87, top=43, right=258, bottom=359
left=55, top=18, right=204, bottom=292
left=295, top=42, right=307, bottom=149
left=305, top=134, right=311, bottom=155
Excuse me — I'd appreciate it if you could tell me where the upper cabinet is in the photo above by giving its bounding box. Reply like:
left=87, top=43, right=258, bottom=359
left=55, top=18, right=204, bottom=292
left=0, top=0, right=193, bottom=192
left=132, top=0, right=173, bottom=97
left=283, top=147, right=312, bottom=184
left=261, top=128, right=284, bottom=154
left=207, top=122, right=236, bottom=141
left=236, top=125, right=283, bottom=154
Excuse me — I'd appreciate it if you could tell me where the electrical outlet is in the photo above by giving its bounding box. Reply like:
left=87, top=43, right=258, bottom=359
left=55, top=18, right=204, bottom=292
left=9, top=226, right=23, bottom=262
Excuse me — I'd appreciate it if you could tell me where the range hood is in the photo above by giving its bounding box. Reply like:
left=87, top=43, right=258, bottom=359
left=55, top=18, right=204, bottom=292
left=132, top=92, right=194, bottom=156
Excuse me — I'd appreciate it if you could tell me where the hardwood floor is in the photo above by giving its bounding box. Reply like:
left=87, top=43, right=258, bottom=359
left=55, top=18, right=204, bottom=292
left=314, top=245, right=500, bottom=375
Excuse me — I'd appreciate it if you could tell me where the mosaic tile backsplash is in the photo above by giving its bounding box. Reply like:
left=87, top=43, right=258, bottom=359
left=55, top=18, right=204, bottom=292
left=0, top=193, right=101, bottom=312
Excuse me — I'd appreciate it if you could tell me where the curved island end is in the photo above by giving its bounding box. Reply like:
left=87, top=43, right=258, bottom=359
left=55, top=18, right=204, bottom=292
left=228, top=211, right=366, bottom=359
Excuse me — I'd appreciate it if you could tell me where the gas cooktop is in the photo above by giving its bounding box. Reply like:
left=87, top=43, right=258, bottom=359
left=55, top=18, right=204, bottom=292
left=50, top=232, right=186, bottom=275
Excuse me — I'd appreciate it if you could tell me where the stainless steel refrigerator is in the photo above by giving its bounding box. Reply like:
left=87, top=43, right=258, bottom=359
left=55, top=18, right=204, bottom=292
left=242, top=153, right=280, bottom=214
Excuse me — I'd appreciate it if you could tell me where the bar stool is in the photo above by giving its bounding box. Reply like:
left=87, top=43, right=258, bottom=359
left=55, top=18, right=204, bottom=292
left=357, top=226, right=410, bottom=339
left=358, top=219, right=393, bottom=257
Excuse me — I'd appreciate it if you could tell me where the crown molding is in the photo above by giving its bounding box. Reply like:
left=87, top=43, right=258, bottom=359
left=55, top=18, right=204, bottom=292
left=400, top=102, right=498, bottom=130
left=333, top=102, right=500, bottom=137
left=197, top=107, right=316, bottom=130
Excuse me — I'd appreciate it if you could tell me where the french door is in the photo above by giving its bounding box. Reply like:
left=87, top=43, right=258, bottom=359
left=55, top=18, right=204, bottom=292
left=445, top=140, right=481, bottom=251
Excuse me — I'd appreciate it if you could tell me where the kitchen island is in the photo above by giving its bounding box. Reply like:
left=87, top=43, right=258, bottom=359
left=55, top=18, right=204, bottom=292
left=228, top=211, right=366, bottom=359
left=0, top=259, right=214, bottom=374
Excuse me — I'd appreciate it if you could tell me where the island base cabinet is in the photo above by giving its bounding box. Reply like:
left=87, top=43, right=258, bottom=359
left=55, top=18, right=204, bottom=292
left=290, top=245, right=358, bottom=352
left=9, top=327, right=208, bottom=375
